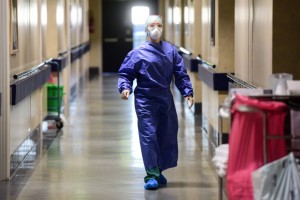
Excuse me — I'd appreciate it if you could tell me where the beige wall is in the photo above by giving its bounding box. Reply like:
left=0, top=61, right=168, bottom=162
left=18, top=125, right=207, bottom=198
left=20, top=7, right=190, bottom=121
left=70, top=0, right=89, bottom=97
left=10, top=99, right=31, bottom=154
left=81, top=0, right=90, bottom=79
left=218, top=0, right=234, bottom=72
left=0, top=0, right=89, bottom=179
left=252, top=0, right=272, bottom=87
left=201, top=0, right=234, bottom=158
left=61, top=0, right=71, bottom=117
left=41, top=0, right=48, bottom=60
left=235, top=0, right=300, bottom=88
left=193, top=0, right=202, bottom=57
left=234, top=0, right=251, bottom=81
left=201, top=0, right=214, bottom=63
left=0, top=0, right=11, bottom=180
left=10, top=0, right=43, bottom=155
left=202, top=0, right=234, bottom=71
left=10, top=0, right=41, bottom=75
left=163, top=0, right=300, bottom=172
left=183, top=0, right=191, bottom=52
left=57, top=0, right=68, bottom=53
left=235, top=0, right=273, bottom=87
left=164, top=0, right=235, bottom=127
left=70, top=0, right=78, bottom=47
left=46, top=0, right=59, bottom=58
left=273, top=1, right=300, bottom=80
left=164, top=0, right=204, bottom=106
left=9, top=0, right=89, bottom=155
left=189, top=1, right=202, bottom=103
left=192, top=0, right=203, bottom=104
left=185, top=0, right=203, bottom=105
left=164, top=0, right=175, bottom=43
left=45, top=0, right=70, bottom=116
left=174, top=0, right=182, bottom=46
left=89, top=0, right=102, bottom=71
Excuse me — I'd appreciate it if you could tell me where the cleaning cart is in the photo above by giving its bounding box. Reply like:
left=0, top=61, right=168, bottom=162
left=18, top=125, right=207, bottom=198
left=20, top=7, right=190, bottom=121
left=44, top=58, right=66, bottom=130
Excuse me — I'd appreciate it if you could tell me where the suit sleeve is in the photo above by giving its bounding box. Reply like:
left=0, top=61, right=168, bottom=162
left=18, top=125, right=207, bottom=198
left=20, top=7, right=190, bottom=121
left=173, top=50, right=194, bottom=97
left=117, top=51, right=138, bottom=94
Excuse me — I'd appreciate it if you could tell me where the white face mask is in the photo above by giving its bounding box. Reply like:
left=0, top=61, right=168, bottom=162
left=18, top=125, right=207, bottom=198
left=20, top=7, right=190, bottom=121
left=148, top=27, right=162, bottom=40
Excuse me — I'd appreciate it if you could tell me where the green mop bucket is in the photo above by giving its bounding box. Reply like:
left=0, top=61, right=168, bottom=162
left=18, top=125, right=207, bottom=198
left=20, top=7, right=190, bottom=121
left=47, top=83, right=64, bottom=112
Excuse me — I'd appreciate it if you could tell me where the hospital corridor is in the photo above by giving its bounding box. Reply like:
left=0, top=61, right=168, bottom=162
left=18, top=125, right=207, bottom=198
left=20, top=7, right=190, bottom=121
left=1, top=0, right=300, bottom=199
left=0, top=76, right=218, bottom=199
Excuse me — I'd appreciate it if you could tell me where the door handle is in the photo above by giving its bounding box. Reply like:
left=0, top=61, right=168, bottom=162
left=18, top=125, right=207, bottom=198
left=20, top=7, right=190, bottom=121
left=104, top=38, right=118, bottom=42
left=124, top=38, right=133, bottom=42
left=0, top=93, right=1, bottom=116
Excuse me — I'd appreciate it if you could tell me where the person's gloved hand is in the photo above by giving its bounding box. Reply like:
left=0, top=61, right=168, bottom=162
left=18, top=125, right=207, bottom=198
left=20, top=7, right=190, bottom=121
left=185, top=95, right=194, bottom=109
left=121, top=89, right=130, bottom=100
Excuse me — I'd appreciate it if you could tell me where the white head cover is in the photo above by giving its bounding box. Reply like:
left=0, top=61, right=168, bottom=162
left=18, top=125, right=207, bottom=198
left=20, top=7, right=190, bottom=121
left=145, top=15, right=163, bottom=30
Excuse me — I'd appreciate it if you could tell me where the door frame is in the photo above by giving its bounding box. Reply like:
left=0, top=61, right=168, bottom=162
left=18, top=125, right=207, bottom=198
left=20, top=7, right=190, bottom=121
left=102, top=0, right=158, bottom=73
left=0, top=0, right=11, bottom=180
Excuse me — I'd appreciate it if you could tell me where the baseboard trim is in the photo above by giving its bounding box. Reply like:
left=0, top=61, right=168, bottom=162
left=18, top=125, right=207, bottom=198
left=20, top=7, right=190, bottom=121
left=89, top=67, right=100, bottom=80
left=194, top=102, right=202, bottom=115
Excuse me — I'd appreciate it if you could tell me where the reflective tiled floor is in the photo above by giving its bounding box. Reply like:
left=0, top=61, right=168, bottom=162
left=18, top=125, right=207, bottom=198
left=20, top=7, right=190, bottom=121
left=1, top=75, right=218, bottom=200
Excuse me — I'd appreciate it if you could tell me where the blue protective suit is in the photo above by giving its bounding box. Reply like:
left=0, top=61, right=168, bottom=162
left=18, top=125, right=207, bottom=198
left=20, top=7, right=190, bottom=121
left=118, top=41, right=194, bottom=171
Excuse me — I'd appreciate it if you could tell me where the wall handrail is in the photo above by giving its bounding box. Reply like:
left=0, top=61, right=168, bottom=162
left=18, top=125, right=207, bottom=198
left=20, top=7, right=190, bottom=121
left=71, top=41, right=90, bottom=63
left=58, top=50, right=68, bottom=57
left=178, top=47, right=192, bottom=55
left=227, top=73, right=256, bottom=89
left=198, top=59, right=231, bottom=91
left=13, top=61, right=49, bottom=80
left=196, top=55, right=216, bottom=69
left=11, top=59, right=52, bottom=105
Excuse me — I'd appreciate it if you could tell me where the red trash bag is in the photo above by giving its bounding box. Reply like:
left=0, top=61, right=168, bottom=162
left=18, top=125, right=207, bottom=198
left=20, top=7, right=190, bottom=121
left=48, top=73, right=55, bottom=83
left=226, top=95, right=288, bottom=200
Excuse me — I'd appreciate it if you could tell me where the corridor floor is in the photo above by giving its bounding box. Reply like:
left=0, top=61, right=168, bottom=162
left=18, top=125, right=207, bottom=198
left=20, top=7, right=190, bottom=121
left=4, top=75, right=218, bottom=200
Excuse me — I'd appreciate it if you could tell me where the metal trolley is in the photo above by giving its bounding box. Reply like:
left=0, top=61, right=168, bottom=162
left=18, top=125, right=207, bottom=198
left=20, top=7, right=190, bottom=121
left=217, top=94, right=300, bottom=200
left=44, top=56, right=67, bottom=130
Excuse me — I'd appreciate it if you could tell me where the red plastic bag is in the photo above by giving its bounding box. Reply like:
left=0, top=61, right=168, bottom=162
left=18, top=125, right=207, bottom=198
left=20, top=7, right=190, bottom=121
left=226, top=95, right=288, bottom=200
left=48, top=73, right=55, bottom=83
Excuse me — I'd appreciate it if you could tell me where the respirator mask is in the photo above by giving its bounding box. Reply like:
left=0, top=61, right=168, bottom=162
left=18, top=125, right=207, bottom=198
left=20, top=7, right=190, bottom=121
left=147, top=24, right=162, bottom=40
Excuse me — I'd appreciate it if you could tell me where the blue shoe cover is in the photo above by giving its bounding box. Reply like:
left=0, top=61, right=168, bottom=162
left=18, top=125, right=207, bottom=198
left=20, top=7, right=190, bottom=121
left=144, top=178, right=158, bottom=190
left=158, top=174, right=167, bottom=185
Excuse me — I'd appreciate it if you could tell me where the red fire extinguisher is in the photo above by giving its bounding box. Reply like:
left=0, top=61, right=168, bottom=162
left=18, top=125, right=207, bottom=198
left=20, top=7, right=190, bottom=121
left=89, top=11, right=95, bottom=33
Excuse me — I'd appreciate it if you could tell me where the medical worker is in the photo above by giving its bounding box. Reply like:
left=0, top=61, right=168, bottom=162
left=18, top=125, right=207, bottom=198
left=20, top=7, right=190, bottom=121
left=118, top=15, right=194, bottom=190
